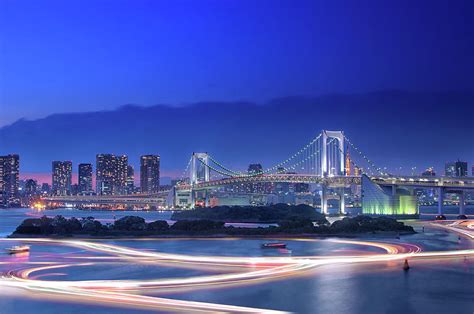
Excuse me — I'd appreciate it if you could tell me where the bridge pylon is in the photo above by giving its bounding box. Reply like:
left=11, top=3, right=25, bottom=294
left=320, top=130, right=345, bottom=214
left=190, top=153, right=210, bottom=185
left=321, top=130, right=345, bottom=177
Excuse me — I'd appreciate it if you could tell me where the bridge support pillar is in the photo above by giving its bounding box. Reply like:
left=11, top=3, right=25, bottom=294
left=321, top=185, right=328, bottom=214
left=459, top=190, right=465, bottom=215
left=338, top=188, right=345, bottom=215
left=190, top=190, right=196, bottom=209
left=437, top=187, right=444, bottom=215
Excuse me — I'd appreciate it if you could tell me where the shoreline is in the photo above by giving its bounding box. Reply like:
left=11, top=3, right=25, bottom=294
left=8, top=230, right=416, bottom=240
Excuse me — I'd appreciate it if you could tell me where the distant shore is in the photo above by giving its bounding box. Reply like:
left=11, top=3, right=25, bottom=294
left=9, top=229, right=416, bottom=239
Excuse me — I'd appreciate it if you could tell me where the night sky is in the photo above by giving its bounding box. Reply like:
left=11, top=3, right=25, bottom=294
left=0, top=0, right=473, bottom=182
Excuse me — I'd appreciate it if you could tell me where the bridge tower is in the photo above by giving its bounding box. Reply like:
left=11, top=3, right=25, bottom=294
left=190, top=153, right=210, bottom=185
left=189, top=153, right=211, bottom=208
left=321, top=130, right=345, bottom=177
left=320, top=131, right=345, bottom=214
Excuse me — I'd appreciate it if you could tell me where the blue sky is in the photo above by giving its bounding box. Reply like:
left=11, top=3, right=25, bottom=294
left=1, top=0, right=472, bottom=126
left=0, top=0, right=473, bottom=180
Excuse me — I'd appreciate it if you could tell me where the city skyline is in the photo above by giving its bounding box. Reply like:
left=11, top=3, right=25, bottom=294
left=2, top=91, right=474, bottom=182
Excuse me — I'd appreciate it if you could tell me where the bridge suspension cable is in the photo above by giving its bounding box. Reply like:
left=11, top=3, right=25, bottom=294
left=203, top=133, right=323, bottom=178
left=178, top=156, right=193, bottom=183
left=197, top=137, right=328, bottom=180
left=343, top=135, right=389, bottom=176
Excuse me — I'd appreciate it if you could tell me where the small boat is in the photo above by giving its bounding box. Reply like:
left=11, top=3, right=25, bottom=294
left=261, top=242, right=286, bottom=249
left=6, top=245, right=30, bottom=254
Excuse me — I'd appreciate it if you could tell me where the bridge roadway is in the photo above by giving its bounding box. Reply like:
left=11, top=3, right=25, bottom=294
left=176, top=174, right=474, bottom=191
left=42, top=175, right=474, bottom=210
left=43, top=192, right=169, bottom=206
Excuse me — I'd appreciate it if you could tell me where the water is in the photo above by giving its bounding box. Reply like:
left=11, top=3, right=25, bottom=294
left=0, top=208, right=472, bottom=313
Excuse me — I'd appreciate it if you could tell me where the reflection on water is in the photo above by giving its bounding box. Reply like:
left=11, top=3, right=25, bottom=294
left=0, top=208, right=472, bottom=314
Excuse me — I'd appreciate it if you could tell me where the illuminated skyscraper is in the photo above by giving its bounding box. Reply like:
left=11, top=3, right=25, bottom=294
left=96, top=154, right=115, bottom=195
left=78, top=163, right=93, bottom=194
left=140, top=155, right=160, bottom=194
left=445, top=160, right=467, bottom=177
left=96, top=154, right=128, bottom=195
left=52, top=161, right=72, bottom=196
left=115, top=155, right=128, bottom=194
left=345, top=146, right=351, bottom=176
left=126, top=165, right=134, bottom=194
left=0, top=154, right=20, bottom=206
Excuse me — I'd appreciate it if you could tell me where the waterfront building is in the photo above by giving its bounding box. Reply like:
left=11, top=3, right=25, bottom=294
left=52, top=161, right=72, bottom=196
left=0, top=154, right=20, bottom=206
left=78, top=163, right=93, bottom=194
left=140, top=155, right=160, bottom=194
left=96, top=154, right=115, bottom=195
left=96, top=154, right=129, bottom=195
left=115, top=155, right=128, bottom=194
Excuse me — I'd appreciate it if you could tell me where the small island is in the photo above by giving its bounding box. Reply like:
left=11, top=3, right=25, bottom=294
left=10, top=204, right=414, bottom=238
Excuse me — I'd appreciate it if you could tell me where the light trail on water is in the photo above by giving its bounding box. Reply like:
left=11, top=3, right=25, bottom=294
left=0, top=227, right=473, bottom=313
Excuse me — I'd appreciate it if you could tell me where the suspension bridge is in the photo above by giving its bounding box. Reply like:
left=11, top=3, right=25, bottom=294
left=172, top=130, right=474, bottom=216
left=43, top=130, right=474, bottom=216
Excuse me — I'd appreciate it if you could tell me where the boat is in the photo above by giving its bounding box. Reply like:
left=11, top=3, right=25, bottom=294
left=261, top=242, right=286, bottom=249
left=6, top=245, right=30, bottom=254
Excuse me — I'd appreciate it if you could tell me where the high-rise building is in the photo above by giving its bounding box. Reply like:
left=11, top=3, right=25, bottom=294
left=115, top=155, right=128, bottom=194
left=41, top=183, right=51, bottom=195
left=445, top=160, right=467, bottom=177
left=24, top=179, right=38, bottom=195
left=0, top=154, right=20, bottom=206
left=52, top=161, right=72, bottom=196
left=126, top=165, right=134, bottom=194
left=345, top=146, right=351, bottom=176
left=96, top=154, right=115, bottom=195
left=78, top=163, right=93, bottom=194
left=140, top=155, right=160, bottom=194
left=96, top=154, right=129, bottom=195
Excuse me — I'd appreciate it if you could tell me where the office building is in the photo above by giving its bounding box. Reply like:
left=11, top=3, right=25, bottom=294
left=140, top=155, right=160, bottom=194
left=52, top=161, right=72, bottom=196
left=78, top=163, right=93, bottom=194
left=0, top=154, right=20, bottom=206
